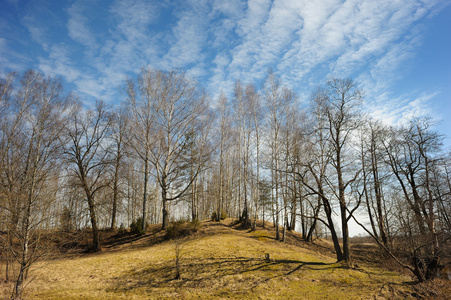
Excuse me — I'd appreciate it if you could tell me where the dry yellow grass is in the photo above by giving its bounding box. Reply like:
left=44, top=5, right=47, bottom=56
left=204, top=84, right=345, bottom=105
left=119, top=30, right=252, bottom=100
left=2, top=220, right=423, bottom=299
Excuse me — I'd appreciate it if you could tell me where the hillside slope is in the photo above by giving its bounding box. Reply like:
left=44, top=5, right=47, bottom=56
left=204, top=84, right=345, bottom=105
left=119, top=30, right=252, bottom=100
left=8, top=220, right=433, bottom=299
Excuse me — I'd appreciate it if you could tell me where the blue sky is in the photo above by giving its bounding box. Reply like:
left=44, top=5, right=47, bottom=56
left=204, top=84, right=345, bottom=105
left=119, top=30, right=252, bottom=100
left=1, top=0, right=451, bottom=147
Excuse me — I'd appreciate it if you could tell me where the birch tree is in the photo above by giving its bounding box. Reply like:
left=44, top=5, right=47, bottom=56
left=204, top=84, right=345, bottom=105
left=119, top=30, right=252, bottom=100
left=0, top=71, right=71, bottom=299
left=144, top=70, right=210, bottom=229
left=124, top=68, right=157, bottom=232
left=109, top=105, right=128, bottom=229
left=214, top=92, right=231, bottom=222
left=264, top=72, right=283, bottom=240
left=245, top=84, right=262, bottom=230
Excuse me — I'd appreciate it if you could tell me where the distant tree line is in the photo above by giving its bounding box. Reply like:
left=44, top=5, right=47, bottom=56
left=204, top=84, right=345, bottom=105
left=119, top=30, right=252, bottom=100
left=1, top=68, right=450, bottom=297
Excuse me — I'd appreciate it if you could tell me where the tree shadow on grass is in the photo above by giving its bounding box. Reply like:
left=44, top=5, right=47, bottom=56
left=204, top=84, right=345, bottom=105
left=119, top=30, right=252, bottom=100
left=102, top=221, right=234, bottom=253
left=103, top=232, right=150, bottom=248
left=107, top=255, right=339, bottom=297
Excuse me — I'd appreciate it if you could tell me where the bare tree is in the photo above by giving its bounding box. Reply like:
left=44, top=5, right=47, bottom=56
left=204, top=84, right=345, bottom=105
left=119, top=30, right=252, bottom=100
left=245, top=84, right=262, bottom=230
left=234, top=81, right=257, bottom=227
left=63, top=101, right=112, bottom=252
left=109, top=105, right=128, bottom=229
left=296, top=88, right=343, bottom=260
left=349, top=115, right=450, bottom=282
left=383, top=117, right=446, bottom=280
left=214, top=92, right=231, bottom=222
left=142, top=70, right=211, bottom=229
left=185, top=110, right=214, bottom=222
left=0, top=73, right=16, bottom=172
left=0, top=71, right=71, bottom=299
left=280, top=87, right=297, bottom=242
left=359, top=120, right=390, bottom=248
left=324, top=78, right=362, bottom=266
left=124, top=68, right=157, bottom=232
left=264, top=72, right=283, bottom=240
left=437, top=152, right=451, bottom=231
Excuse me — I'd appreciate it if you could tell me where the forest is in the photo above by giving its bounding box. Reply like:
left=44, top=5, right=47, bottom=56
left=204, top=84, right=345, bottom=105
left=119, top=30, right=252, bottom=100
left=1, top=68, right=450, bottom=298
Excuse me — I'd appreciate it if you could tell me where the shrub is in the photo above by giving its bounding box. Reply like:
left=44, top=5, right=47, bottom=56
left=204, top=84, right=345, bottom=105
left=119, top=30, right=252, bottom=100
left=220, top=210, right=227, bottom=220
left=211, top=210, right=227, bottom=221
left=190, top=218, right=201, bottom=228
left=166, top=219, right=201, bottom=239
left=118, top=223, right=127, bottom=234
left=60, top=206, right=72, bottom=232
left=130, top=217, right=145, bottom=235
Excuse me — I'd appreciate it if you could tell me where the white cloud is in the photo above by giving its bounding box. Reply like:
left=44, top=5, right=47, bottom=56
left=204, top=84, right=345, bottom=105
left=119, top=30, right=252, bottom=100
left=38, top=44, right=81, bottom=82
left=74, top=76, right=105, bottom=100
left=55, top=0, right=163, bottom=104
left=204, top=0, right=448, bottom=111
left=209, top=0, right=245, bottom=48
left=0, top=38, right=6, bottom=54
left=67, top=1, right=97, bottom=48
left=236, top=0, right=271, bottom=37
left=0, top=38, right=17, bottom=74
left=160, top=1, right=210, bottom=69
left=21, top=8, right=51, bottom=51
left=0, top=30, right=34, bottom=72
left=212, top=0, right=245, bottom=18
left=110, top=0, right=159, bottom=42
left=275, top=0, right=426, bottom=85
left=3, top=0, right=448, bottom=121
left=227, top=0, right=272, bottom=77
left=367, top=90, right=439, bottom=127
left=402, top=92, right=437, bottom=121
left=208, top=51, right=234, bottom=98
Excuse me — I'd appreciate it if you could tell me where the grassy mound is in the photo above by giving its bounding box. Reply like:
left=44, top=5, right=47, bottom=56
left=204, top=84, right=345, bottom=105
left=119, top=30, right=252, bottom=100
left=2, top=219, right=446, bottom=299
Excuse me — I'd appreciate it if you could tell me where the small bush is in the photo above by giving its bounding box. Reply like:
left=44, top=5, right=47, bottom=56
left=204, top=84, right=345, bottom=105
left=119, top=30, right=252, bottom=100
left=130, top=217, right=145, bottom=235
left=60, top=206, right=72, bottom=232
left=220, top=210, right=227, bottom=220
left=166, top=220, right=201, bottom=239
left=118, top=223, right=127, bottom=234
left=211, top=210, right=227, bottom=221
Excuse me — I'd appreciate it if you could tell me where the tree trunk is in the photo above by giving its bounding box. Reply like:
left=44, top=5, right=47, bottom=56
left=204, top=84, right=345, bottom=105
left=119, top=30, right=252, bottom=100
left=370, top=141, right=388, bottom=246
left=87, top=194, right=100, bottom=252
left=340, top=203, right=352, bottom=266
left=274, top=168, right=280, bottom=241
left=290, top=186, right=297, bottom=231
left=111, top=162, right=119, bottom=229
left=191, top=175, right=198, bottom=221
left=306, top=195, right=322, bottom=242
left=13, top=202, right=31, bottom=299
left=80, top=165, right=100, bottom=252
left=161, top=172, right=169, bottom=229
left=337, top=150, right=352, bottom=266
left=323, top=196, right=343, bottom=261
left=162, top=196, right=169, bottom=230
left=142, top=154, right=149, bottom=232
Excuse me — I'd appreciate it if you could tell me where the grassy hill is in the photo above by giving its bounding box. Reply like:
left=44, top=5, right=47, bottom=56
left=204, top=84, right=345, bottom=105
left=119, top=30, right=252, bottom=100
left=2, top=219, right=449, bottom=299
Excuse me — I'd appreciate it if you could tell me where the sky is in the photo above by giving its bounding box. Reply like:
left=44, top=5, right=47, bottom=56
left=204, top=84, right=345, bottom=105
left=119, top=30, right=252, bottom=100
left=1, top=0, right=450, bottom=138
left=1, top=0, right=450, bottom=235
